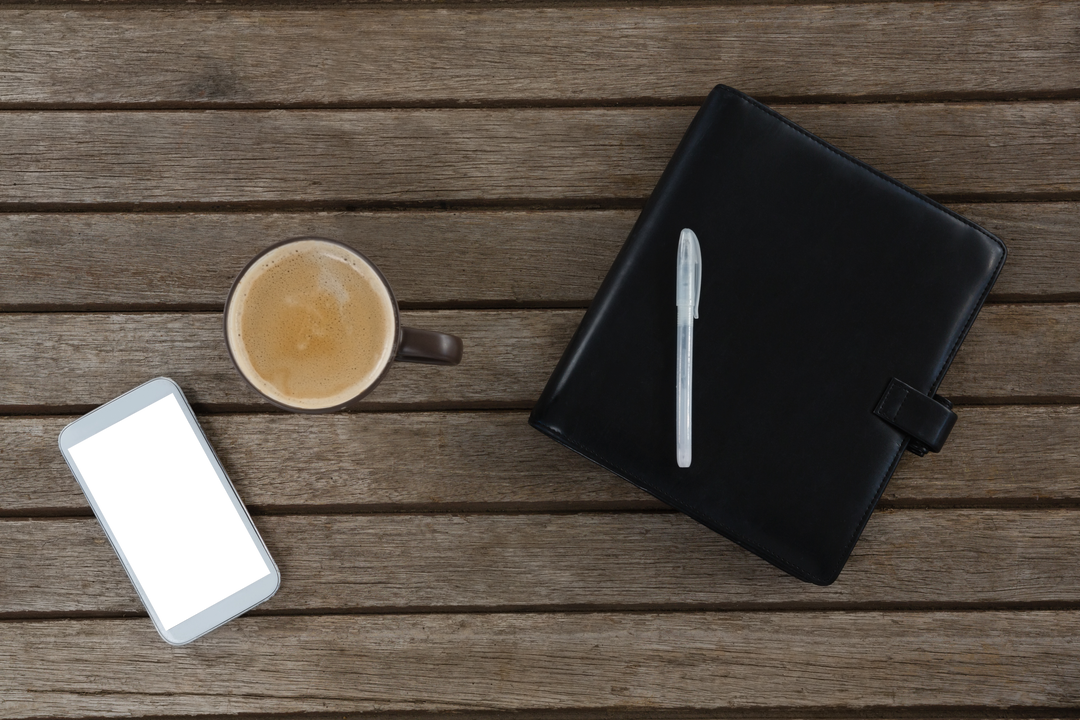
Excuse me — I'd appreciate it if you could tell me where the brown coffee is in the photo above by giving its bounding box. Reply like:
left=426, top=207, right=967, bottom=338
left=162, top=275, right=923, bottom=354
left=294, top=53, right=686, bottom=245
left=226, top=240, right=397, bottom=410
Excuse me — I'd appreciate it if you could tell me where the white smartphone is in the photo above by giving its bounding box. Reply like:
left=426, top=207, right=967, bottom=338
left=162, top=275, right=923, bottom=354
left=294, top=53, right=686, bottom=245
left=58, top=377, right=280, bottom=645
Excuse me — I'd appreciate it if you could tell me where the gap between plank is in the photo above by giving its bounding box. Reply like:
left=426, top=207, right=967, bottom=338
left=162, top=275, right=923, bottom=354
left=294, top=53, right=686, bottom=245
left=5, top=395, right=1080, bottom=415
left=0, top=198, right=651, bottom=214
left=0, top=193, right=1076, bottom=215
left=5, top=499, right=1080, bottom=519
left=0, top=295, right=1069, bottom=314
left=3, top=0, right=1075, bottom=8
left=1, top=90, right=1080, bottom=111
left=0, top=400, right=541, bottom=416
left=0, top=301, right=592, bottom=313
left=0, top=708, right=1076, bottom=720
left=0, top=197, right=1062, bottom=215
left=8, top=396, right=1080, bottom=417
left=6, top=601, right=1080, bottom=624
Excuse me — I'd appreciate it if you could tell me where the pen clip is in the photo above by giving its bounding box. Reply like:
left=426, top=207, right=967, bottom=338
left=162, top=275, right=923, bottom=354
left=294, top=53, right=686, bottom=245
left=692, top=242, right=701, bottom=320
left=678, top=228, right=702, bottom=319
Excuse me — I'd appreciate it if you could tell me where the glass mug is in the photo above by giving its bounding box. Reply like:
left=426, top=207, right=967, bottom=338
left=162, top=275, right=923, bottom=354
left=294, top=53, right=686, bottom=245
left=224, top=237, right=462, bottom=413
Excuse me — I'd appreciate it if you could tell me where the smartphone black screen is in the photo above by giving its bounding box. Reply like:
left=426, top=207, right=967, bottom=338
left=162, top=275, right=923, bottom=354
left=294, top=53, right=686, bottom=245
left=73, top=397, right=265, bottom=626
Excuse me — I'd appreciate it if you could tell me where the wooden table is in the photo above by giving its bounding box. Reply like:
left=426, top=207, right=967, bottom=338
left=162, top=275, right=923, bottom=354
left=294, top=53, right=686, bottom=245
left=2, top=0, right=1078, bottom=716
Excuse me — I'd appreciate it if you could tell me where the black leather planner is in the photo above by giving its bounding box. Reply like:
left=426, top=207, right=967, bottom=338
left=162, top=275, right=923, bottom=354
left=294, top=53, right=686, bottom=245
left=529, top=85, right=1007, bottom=585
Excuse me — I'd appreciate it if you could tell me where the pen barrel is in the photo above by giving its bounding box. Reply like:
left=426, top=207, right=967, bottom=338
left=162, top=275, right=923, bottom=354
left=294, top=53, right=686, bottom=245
left=676, top=306, right=693, bottom=467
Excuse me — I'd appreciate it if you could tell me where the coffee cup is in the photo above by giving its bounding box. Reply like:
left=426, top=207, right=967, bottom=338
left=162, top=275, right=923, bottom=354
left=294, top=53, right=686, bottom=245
left=224, top=237, right=462, bottom=412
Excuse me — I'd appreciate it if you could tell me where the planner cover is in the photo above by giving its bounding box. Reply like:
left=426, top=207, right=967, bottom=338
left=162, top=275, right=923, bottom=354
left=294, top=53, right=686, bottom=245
left=529, top=85, right=1006, bottom=585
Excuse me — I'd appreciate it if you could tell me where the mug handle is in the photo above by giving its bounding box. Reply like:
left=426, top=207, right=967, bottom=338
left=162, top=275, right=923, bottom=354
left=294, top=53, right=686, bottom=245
left=396, top=327, right=463, bottom=366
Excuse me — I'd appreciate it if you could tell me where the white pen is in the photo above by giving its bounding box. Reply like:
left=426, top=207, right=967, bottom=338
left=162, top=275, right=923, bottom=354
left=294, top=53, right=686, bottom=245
left=676, top=228, right=702, bottom=468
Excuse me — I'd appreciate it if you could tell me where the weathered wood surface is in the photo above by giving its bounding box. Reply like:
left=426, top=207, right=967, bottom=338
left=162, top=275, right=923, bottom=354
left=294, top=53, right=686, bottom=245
left=0, top=203, right=1075, bottom=309
left=4, top=510, right=1080, bottom=615
left=3, top=3, right=1078, bottom=106
left=0, top=311, right=576, bottom=410
left=1, top=0, right=1076, bottom=716
left=940, top=304, right=1080, bottom=401
left=3, top=406, right=1079, bottom=514
left=2, top=104, right=1078, bottom=207
left=3, top=611, right=1077, bottom=717
left=0, top=304, right=1075, bottom=410
left=960, top=201, right=1080, bottom=301
left=0, top=210, right=627, bottom=310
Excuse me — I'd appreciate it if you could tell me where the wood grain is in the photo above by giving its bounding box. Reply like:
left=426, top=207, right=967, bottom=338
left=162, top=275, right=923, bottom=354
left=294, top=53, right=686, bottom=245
left=1, top=104, right=1078, bottom=207
left=939, top=304, right=1080, bottom=402
left=886, top=405, right=1080, bottom=504
left=4, top=406, right=1080, bottom=515
left=0, top=203, right=1075, bottom=309
left=0, top=210, right=629, bottom=309
left=0, top=310, right=578, bottom=410
left=2, top=3, right=1076, bottom=718
left=0, top=304, right=1076, bottom=410
left=2, top=4, right=1078, bottom=106
left=4, top=510, right=1080, bottom=615
left=959, top=201, right=1080, bottom=301
left=3, top=611, right=1078, bottom=716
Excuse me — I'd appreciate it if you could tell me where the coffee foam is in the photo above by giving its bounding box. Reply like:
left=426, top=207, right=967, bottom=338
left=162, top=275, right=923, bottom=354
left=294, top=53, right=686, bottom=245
left=226, top=240, right=398, bottom=410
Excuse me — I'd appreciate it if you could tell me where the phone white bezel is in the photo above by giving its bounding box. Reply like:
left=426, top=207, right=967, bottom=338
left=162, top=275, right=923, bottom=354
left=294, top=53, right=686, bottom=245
left=58, top=377, right=280, bottom=645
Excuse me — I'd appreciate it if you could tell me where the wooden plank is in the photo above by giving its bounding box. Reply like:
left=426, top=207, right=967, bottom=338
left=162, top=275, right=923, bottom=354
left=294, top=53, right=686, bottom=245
left=0, top=304, right=1075, bottom=410
left=2, top=4, right=1078, bottom=106
left=1, top=103, right=1078, bottom=207
left=3, top=406, right=1079, bottom=515
left=0, top=310, right=578, bottom=410
left=886, top=405, right=1080, bottom=504
left=0, top=210, right=630, bottom=309
left=939, top=303, right=1080, bottom=402
left=2, top=611, right=1077, bottom=716
left=959, top=201, right=1080, bottom=301
left=4, top=510, right=1080, bottom=615
left=0, top=203, right=1075, bottom=309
